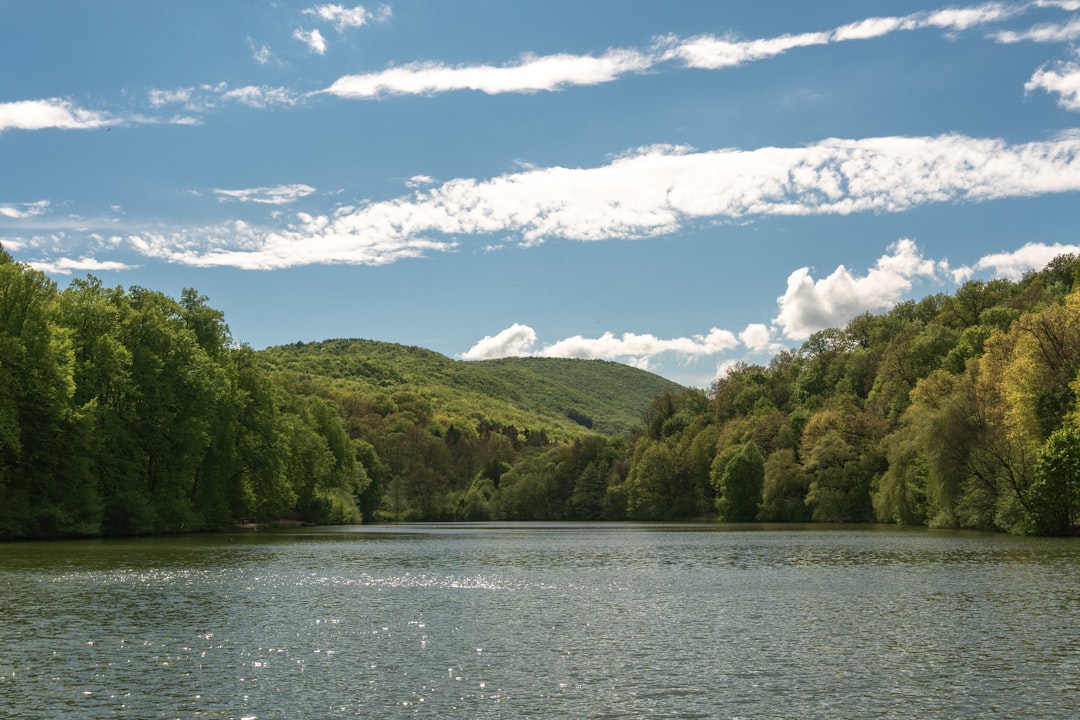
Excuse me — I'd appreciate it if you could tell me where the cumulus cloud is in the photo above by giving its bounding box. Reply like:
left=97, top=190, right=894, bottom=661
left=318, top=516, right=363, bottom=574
left=0, top=98, right=111, bottom=132
left=739, top=323, right=775, bottom=352
left=0, top=200, right=50, bottom=219
left=322, top=48, right=654, bottom=98
left=461, top=324, right=738, bottom=366
left=107, top=131, right=1080, bottom=270
left=213, top=184, right=317, bottom=205
left=293, top=27, right=328, bottom=55
left=957, top=241, right=1080, bottom=280
left=459, top=323, right=538, bottom=360
left=774, top=239, right=942, bottom=340
left=1026, top=58, right=1080, bottom=110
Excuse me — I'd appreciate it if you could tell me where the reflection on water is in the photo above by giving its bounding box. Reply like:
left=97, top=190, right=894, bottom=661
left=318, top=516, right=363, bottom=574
left=0, top=524, right=1076, bottom=719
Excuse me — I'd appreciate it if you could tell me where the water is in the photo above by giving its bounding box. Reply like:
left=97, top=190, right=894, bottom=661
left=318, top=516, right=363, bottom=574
left=0, top=523, right=1076, bottom=719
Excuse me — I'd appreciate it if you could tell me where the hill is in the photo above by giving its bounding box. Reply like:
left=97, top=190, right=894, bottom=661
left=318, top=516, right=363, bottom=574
left=255, top=338, right=683, bottom=437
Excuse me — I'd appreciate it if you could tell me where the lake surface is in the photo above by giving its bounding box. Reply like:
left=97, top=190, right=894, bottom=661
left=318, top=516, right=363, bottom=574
left=0, top=523, right=1076, bottom=719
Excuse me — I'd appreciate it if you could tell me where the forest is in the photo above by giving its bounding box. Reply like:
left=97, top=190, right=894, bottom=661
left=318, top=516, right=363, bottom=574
left=2, top=245, right=1079, bottom=538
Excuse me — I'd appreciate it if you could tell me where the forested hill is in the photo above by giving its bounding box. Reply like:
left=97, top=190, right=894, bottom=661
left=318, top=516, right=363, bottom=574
left=5, top=243, right=1080, bottom=538
left=256, top=339, right=682, bottom=437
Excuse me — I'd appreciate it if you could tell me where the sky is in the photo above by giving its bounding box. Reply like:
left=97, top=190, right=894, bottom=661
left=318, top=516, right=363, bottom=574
left=3, top=1, right=1080, bottom=386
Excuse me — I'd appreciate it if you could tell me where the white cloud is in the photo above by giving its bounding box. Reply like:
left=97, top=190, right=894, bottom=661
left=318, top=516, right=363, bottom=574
left=304, top=3, right=391, bottom=31
left=832, top=16, right=911, bottom=42
left=664, top=2, right=1025, bottom=70
left=460, top=323, right=538, bottom=359
left=311, top=2, right=1057, bottom=102
left=994, top=16, right=1080, bottom=42
left=1026, top=58, right=1080, bottom=110
left=27, top=257, right=134, bottom=275
left=213, top=184, right=317, bottom=205
left=0, top=98, right=111, bottom=132
left=322, top=48, right=654, bottom=98
left=961, top=241, right=1080, bottom=280
left=739, top=323, right=774, bottom=352
left=1034, top=0, right=1080, bottom=9
left=248, top=38, right=277, bottom=65
left=774, top=239, right=941, bottom=340
left=0, top=200, right=50, bottom=219
left=148, top=87, right=197, bottom=108
left=293, top=27, right=328, bottom=55
left=461, top=324, right=738, bottom=366
left=113, top=132, right=1080, bottom=270
left=406, top=175, right=436, bottom=188
left=148, top=83, right=299, bottom=112
left=219, top=86, right=300, bottom=108
left=663, top=30, right=831, bottom=70
left=923, top=2, right=1024, bottom=31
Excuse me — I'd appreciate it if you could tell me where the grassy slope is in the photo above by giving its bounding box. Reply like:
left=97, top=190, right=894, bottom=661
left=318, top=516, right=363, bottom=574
left=257, top=339, right=684, bottom=437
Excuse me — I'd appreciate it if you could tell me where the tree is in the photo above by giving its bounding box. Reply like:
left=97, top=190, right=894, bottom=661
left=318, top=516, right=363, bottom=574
left=714, top=440, right=764, bottom=521
left=759, top=449, right=811, bottom=522
left=1028, top=427, right=1080, bottom=535
left=0, top=252, right=99, bottom=537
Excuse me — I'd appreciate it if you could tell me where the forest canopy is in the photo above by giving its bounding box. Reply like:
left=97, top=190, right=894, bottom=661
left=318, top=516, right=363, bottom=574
left=2, top=246, right=1080, bottom=538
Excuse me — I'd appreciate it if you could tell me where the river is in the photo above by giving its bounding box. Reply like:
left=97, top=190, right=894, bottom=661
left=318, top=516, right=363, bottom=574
left=0, top=523, right=1076, bottom=719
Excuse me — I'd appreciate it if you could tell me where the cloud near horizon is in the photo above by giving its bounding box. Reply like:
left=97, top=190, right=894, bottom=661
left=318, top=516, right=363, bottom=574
left=460, top=237, right=1079, bottom=380
left=774, top=239, right=942, bottom=340
left=25, top=256, right=136, bottom=275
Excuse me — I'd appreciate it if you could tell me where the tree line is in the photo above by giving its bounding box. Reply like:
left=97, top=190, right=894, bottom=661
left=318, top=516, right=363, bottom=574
left=0, top=248, right=369, bottom=538
left=3, top=245, right=1080, bottom=538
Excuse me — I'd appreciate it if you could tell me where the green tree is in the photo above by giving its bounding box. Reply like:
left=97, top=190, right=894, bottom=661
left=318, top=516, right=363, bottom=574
left=714, top=440, right=764, bottom=521
left=759, top=449, right=811, bottom=522
left=1028, top=426, right=1080, bottom=535
left=0, top=252, right=98, bottom=537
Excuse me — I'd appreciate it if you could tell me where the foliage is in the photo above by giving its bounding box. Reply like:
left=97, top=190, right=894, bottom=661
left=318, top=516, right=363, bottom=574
left=6, top=244, right=1080, bottom=537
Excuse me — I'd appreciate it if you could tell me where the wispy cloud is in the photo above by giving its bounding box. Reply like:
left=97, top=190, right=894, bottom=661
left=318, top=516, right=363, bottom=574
left=320, top=1, right=1052, bottom=101
left=1026, top=57, right=1080, bottom=110
left=0, top=200, right=51, bottom=219
left=248, top=37, right=278, bottom=65
left=322, top=48, right=654, bottom=98
left=295, top=4, right=390, bottom=54
left=293, top=27, right=328, bottom=55
left=0, top=98, right=112, bottom=132
left=993, top=16, right=1080, bottom=42
left=26, top=257, right=135, bottom=275
left=148, top=83, right=301, bottom=111
left=213, top=184, right=317, bottom=205
left=97, top=132, right=1080, bottom=270
left=663, top=2, right=1028, bottom=69
left=304, top=3, right=392, bottom=31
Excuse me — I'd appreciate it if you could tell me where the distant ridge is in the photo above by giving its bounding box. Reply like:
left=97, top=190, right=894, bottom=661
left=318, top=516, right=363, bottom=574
left=256, top=338, right=684, bottom=437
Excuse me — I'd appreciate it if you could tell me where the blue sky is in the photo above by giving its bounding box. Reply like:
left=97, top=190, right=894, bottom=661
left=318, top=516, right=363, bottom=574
left=3, top=1, right=1080, bottom=386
